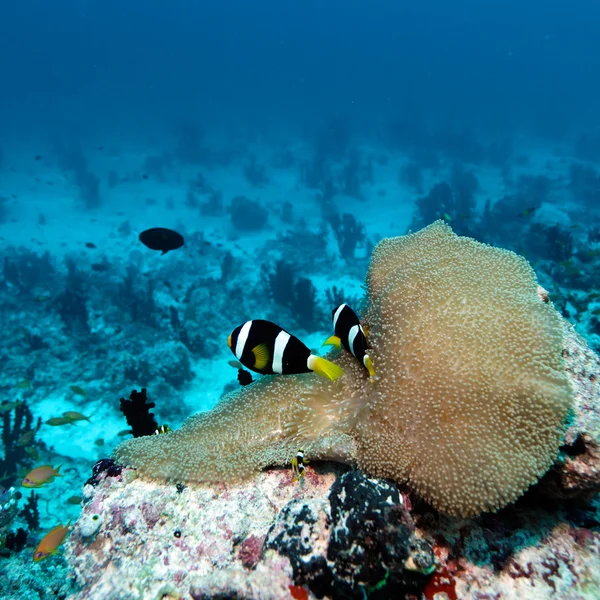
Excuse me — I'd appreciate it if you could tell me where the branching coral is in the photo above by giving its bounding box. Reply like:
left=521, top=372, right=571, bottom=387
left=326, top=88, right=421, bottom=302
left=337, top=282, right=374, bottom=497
left=114, top=221, right=574, bottom=517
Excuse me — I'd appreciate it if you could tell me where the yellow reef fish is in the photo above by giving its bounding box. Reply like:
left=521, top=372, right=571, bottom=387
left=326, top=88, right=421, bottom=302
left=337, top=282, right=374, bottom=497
left=94, top=438, right=105, bottom=447
left=15, top=379, right=31, bottom=390
left=70, top=385, right=86, bottom=397
left=0, top=401, right=21, bottom=413
left=33, top=521, right=71, bottom=562
left=22, top=465, right=62, bottom=488
left=62, top=411, right=91, bottom=422
left=66, top=495, right=82, bottom=505
left=46, top=417, right=76, bottom=427
left=17, top=431, right=35, bottom=446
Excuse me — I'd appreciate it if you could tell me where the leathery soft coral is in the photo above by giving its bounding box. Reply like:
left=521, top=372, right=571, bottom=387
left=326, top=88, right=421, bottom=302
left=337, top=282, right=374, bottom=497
left=114, top=221, right=574, bottom=517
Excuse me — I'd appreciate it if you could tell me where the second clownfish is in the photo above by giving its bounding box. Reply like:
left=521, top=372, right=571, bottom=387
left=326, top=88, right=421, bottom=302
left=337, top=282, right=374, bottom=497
left=323, top=304, right=376, bottom=380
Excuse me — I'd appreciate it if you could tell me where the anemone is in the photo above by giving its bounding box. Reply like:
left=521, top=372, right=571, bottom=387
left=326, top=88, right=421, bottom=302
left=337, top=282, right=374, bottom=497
left=114, top=221, right=573, bottom=517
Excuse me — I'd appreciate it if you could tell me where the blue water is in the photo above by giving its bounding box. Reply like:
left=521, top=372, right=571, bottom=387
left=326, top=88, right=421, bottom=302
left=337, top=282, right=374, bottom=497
left=1, top=0, right=600, bottom=596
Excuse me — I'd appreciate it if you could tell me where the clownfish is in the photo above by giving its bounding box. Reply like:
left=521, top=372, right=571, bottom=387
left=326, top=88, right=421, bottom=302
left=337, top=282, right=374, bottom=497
left=323, top=304, right=376, bottom=379
left=291, top=448, right=309, bottom=481
left=228, top=320, right=344, bottom=381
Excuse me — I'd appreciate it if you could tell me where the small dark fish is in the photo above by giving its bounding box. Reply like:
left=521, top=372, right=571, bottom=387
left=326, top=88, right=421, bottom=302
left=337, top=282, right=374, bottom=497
left=25, top=446, right=40, bottom=460
left=91, top=263, right=109, bottom=272
left=228, top=360, right=243, bottom=369
left=0, top=401, right=21, bottom=413
left=142, top=174, right=149, bottom=180
left=66, top=495, right=82, bottom=505
left=96, top=146, right=104, bottom=151
left=70, top=385, right=86, bottom=397
left=519, top=207, right=537, bottom=217
left=85, top=242, right=97, bottom=249
left=139, top=228, right=184, bottom=255
left=34, top=155, right=43, bottom=161
left=237, top=369, right=254, bottom=386
left=17, top=430, right=35, bottom=446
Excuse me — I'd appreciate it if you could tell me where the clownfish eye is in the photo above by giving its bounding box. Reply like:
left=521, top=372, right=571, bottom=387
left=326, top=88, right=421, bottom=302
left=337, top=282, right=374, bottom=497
left=35, top=552, right=43, bottom=558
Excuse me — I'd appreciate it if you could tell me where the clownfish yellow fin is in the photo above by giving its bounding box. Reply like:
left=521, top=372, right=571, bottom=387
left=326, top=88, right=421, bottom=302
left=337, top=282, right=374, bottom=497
left=251, top=344, right=270, bottom=370
left=322, top=335, right=342, bottom=349
left=307, top=355, right=344, bottom=381
left=362, top=325, right=370, bottom=338
left=364, top=354, right=376, bottom=379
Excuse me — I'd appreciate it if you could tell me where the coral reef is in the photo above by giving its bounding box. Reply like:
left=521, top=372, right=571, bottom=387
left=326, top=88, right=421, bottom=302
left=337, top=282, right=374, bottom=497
left=66, top=465, right=434, bottom=599
left=115, top=222, right=574, bottom=517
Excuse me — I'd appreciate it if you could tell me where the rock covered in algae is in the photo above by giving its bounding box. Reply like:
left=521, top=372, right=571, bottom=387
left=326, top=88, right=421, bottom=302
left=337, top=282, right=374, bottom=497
left=68, top=319, right=600, bottom=600
left=114, top=221, right=574, bottom=517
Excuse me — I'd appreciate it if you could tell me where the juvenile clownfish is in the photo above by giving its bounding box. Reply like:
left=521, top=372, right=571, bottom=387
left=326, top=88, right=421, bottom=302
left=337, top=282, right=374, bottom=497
left=154, top=424, right=171, bottom=435
left=291, top=448, right=309, bottom=481
left=323, top=304, right=376, bottom=379
left=237, top=368, right=254, bottom=386
left=228, top=320, right=344, bottom=381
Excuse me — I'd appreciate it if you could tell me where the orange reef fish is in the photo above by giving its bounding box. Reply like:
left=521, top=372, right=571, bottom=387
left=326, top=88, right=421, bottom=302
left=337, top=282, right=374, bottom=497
left=33, top=522, right=71, bottom=562
left=62, top=411, right=92, bottom=422
left=22, top=465, right=62, bottom=488
left=46, top=417, right=76, bottom=427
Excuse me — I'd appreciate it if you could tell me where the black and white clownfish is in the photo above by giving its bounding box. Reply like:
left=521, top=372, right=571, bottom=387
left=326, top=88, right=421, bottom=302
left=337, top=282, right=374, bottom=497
left=228, top=320, right=344, bottom=381
left=291, top=448, right=309, bottom=482
left=323, top=304, right=376, bottom=379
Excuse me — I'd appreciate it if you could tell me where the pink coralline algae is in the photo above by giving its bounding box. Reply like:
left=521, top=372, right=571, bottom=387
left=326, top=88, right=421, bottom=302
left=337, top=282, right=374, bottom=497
left=238, top=534, right=266, bottom=569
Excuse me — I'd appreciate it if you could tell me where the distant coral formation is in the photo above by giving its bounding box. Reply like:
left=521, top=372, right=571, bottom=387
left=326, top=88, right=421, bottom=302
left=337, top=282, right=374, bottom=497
left=114, top=221, right=574, bottom=516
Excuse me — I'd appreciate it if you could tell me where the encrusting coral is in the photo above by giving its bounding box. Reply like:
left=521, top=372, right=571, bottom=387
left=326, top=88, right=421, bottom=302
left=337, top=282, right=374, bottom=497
left=114, top=221, right=574, bottom=517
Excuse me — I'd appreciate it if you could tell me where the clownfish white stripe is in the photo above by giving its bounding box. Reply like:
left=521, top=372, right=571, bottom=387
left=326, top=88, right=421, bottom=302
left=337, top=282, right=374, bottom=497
left=272, top=330, right=290, bottom=374
left=332, top=304, right=346, bottom=330
left=236, top=321, right=252, bottom=360
left=348, top=324, right=360, bottom=358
